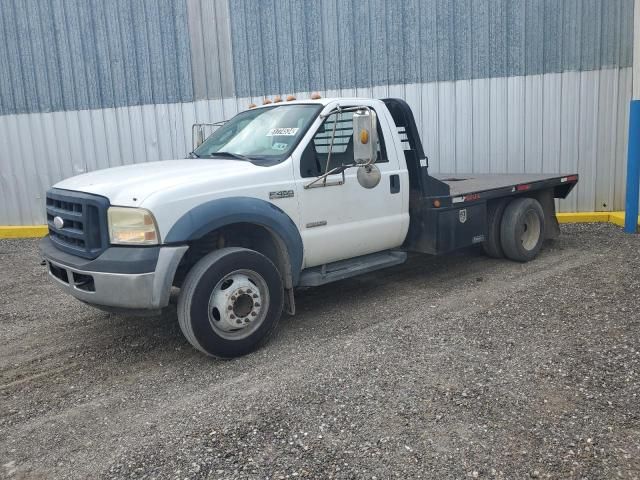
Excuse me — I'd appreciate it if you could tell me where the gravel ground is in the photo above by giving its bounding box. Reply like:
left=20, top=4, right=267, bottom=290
left=1, top=223, right=639, bottom=479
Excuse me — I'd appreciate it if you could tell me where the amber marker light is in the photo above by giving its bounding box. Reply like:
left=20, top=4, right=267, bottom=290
left=433, top=199, right=441, bottom=208
left=273, top=95, right=283, bottom=103
left=310, top=92, right=321, bottom=99
left=248, top=103, right=257, bottom=109
left=263, top=98, right=273, bottom=105
left=286, top=95, right=296, bottom=101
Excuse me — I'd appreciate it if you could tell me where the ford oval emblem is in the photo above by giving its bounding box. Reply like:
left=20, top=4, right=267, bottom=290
left=53, top=216, right=65, bottom=229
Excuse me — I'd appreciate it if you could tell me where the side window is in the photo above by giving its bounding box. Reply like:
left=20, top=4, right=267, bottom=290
left=300, top=110, right=388, bottom=178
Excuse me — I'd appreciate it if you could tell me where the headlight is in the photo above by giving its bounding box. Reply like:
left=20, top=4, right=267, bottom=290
left=107, top=207, right=159, bottom=245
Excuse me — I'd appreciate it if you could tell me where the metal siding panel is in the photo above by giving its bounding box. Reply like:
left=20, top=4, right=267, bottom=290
left=351, top=0, right=370, bottom=88
left=255, top=0, right=278, bottom=95
left=619, top=0, right=634, bottom=67
left=580, top=0, right=601, bottom=71
left=321, top=0, right=340, bottom=90
left=561, top=0, right=582, bottom=72
left=158, top=0, right=182, bottom=104
left=420, top=0, right=438, bottom=83
left=421, top=82, right=440, bottom=172
left=35, top=0, right=64, bottom=113
left=214, top=0, right=234, bottom=98
left=506, top=0, right=525, bottom=77
left=437, top=82, right=455, bottom=172
left=453, top=0, right=472, bottom=80
left=436, top=0, right=454, bottom=81
left=541, top=73, right=562, bottom=175
left=403, top=0, right=420, bottom=84
left=12, top=0, right=39, bottom=113
left=274, top=0, right=296, bottom=93
left=542, top=0, right=563, bottom=74
left=304, top=0, right=325, bottom=92
left=103, top=0, right=128, bottom=108
left=471, top=0, right=490, bottom=79
left=0, top=5, right=16, bottom=114
left=144, top=1, right=168, bottom=104
left=188, top=0, right=209, bottom=100
left=558, top=71, right=581, bottom=212
left=91, top=0, right=115, bottom=109
left=489, top=76, right=508, bottom=173
left=488, top=0, right=508, bottom=78
left=524, top=75, right=543, bottom=173
left=525, top=0, right=544, bottom=76
left=130, top=1, right=154, bottom=105
left=116, top=0, right=142, bottom=106
left=228, top=0, right=250, bottom=97
left=472, top=78, right=490, bottom=173
left=76, top=0, right=102, bottom=109
left=595, top=68, right=619, bottom=211
left=614, top=68, right=633, bottom=210
left=576, top=70, right=599, bottom=212
left=290, top=0, right=309, bottom=93
left=387, top=0, right=404, bottom=85
left=600, top=0, right=621, bottom=68
left=370, top=0, right=389, bottom=87
left=455, top=80, right=473, bottom=172
left=506, top=76, right=525, bottom=173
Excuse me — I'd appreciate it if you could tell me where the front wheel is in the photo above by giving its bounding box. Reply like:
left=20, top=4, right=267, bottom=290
left=177, top=247, right=284, bottom=358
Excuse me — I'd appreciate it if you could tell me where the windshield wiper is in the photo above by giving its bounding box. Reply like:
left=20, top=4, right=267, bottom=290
left=187, top=151, right=200, bottom=158
left=212, top=151, right=253, bottom=161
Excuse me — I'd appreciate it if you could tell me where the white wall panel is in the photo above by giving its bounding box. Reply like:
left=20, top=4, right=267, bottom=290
left=0, top=67, right=633, bottom=225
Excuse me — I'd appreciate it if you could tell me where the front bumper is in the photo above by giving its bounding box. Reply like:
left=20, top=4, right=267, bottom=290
left=40, top=237, right=188, bottom=310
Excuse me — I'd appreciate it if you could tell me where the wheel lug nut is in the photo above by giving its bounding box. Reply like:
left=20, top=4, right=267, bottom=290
left=227, top=305, right=233, bottom=310
left=252, top=294, right=258, bottom=298
left=236, top=319, right=242, bottom=324
left=245, top=318, right=250, bottom=323
left=251, top=312, right=257, bottom=316
left=246, top=289, right=252, bottom=294
left=230, top=314, right=236, bottom=319
left=254, top=303, right=260, bottom=307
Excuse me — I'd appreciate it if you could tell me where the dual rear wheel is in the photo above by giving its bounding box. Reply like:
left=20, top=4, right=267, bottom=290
left=483, top=197, right=546, bottom=262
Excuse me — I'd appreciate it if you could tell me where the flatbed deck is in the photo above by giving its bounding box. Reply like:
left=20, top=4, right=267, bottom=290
left=433, top=173, right=574, bottom=197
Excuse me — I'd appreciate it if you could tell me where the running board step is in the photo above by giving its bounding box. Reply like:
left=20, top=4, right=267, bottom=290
left=298, top=251, right=407, bottom=287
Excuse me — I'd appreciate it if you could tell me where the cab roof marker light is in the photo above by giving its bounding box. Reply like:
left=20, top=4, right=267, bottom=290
left=286, top=95, right=296, bottom=101
left=248, top=103, right=257, bottom=109
left=273, top=95, right=283, bottom=103
left=263, top=98, right=272, bottom=105
left=310, top=92, right=321, bottom=100
left=516, top=184, right=531, bottom=191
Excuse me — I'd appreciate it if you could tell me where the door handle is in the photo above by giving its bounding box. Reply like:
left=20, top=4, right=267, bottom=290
left=390, top=174, right=400, bottom=194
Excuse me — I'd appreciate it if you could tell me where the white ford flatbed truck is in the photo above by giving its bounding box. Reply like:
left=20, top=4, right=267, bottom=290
left=40, top=97, right=578, bottom=358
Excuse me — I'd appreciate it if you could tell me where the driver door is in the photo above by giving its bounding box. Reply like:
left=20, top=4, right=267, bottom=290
left=293, top=105, right=408, bottom=268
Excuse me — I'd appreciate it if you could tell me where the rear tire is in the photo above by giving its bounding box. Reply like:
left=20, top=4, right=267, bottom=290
left=500, top=198, right=545, bottom=262
left=177, top=247, right=284, bottom=358
left=482, top=199, right=508, bottom=258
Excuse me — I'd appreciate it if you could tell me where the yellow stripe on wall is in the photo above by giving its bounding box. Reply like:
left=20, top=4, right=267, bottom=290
left=0, top=226, right=48, bottom=239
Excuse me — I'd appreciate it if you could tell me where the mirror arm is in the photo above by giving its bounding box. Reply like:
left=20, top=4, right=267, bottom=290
left=304, top=164, right=352, bottom=189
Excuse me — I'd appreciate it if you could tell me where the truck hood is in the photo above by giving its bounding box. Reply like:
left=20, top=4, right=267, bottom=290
left=53, top=159, right=261, bottom=207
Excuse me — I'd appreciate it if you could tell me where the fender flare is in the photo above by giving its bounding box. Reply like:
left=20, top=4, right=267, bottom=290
left=164, top=197, right=304, bottom=285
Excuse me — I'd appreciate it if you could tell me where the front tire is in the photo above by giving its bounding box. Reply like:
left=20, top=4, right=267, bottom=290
left=177, top=247, right=284, bottom=358
left=500, top=198, right=545, bottom=262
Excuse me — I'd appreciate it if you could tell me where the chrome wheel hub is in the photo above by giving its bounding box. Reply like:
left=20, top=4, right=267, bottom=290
left=207, top=269, right=269, bottom=340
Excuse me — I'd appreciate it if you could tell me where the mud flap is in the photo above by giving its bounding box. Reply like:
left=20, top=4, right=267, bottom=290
left=536, top=190, right=561, bottom=240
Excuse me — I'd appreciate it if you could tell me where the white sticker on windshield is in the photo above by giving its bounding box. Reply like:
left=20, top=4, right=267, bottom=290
left=272, top=142, right=288, bottom=151
left=267, top=127, right=299, bottom=136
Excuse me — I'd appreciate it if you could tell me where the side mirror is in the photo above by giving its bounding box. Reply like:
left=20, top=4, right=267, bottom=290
left=352, top=109, right=378, bottom=166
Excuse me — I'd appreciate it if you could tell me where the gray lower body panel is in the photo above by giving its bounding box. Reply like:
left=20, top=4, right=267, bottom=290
left=42, top=242, right=188, bottom=310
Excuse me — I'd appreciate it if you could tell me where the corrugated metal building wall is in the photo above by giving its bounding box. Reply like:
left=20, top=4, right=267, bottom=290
left=0, top=0, right=635, bottom=225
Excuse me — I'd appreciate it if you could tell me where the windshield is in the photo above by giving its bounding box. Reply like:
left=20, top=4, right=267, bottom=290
left=193, top=104, right=322, bottom=164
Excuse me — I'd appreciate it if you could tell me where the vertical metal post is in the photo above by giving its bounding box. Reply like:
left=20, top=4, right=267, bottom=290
left=625, top=101, right=640, bottom=233
left=625, top=0, right=640, bottom=233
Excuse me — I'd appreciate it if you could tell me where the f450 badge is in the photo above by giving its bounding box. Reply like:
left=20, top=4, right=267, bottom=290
left=269, top=190, right=295, bottom=200
left=459, top=208, right=468, bottom=223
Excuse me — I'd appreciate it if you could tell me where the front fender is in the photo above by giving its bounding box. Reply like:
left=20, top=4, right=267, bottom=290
left=164, top=197, right=303, bottom=285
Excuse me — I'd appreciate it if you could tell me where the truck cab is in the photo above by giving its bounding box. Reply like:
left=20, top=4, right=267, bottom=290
left=41, top=97, right=577, bottom=358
